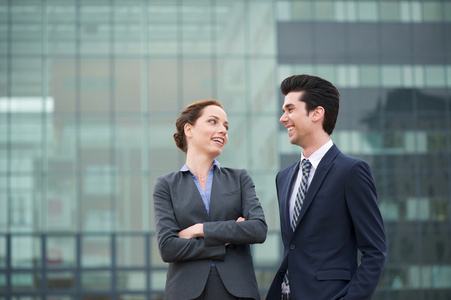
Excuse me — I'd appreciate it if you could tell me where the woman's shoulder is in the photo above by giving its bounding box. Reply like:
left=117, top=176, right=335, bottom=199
left=154, top=170, right=183, bottom=184
left=217, top=167, right=250, bottom=178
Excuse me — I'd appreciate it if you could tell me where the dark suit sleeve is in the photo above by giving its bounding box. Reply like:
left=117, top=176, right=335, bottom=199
left=203, top=169, right=267, bottom=246
left=345, top=160, right=387, bottom=299
left=153, top=176, right=226, bottom=263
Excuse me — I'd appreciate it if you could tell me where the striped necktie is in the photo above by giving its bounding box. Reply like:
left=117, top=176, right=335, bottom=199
left=283, top=159, right=312, bottom=290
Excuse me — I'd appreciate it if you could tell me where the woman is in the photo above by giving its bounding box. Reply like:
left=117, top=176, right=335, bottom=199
left=153, top=99, right=267, bottom=300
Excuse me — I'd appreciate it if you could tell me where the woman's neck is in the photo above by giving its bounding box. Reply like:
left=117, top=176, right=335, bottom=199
left=185, top=152, right=215, bottom=179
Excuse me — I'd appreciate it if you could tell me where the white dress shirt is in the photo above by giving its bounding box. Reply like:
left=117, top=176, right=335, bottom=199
left=288, top=139, right=333, bottom=225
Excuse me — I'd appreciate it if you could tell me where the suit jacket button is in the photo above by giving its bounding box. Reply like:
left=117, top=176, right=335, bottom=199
left=290, top=245, right=295, bottom=250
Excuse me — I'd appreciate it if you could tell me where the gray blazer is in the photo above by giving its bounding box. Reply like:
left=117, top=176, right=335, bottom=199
left=153, top=167, right=267, bottom=300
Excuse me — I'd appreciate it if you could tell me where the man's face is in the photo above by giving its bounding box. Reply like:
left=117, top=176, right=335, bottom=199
left=279, top=91, right=313, bottom=147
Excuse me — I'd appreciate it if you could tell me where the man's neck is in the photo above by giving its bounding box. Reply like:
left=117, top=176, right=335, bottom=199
left=302, top=134, right=331, bottom=158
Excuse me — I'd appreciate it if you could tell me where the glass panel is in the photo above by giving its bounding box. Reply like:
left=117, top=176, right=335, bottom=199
left=423, top=2, right=443, bottom=22
left=46, top=236, right=76, bottom=267
left=358, top=2, right=378, bottom=21
left=148, top=59, right=178, bottom=113
left=47, top=2, right=76, bottom=55
left=249, top=2, right=276, bottom=55
left=150, top=270, right=166, bottom=292
left=0, top=236, right=5, bottom=267
left=150, top=234, right=164, bottom=267
left=11, top=236, right=41, bottom=268
left=10, top=4, right=42, bottom=55
left=215, top=2, right=246, bottom=55
left=116, top=271, right=146, bottom=291
left=47, top=271, right=76, bottom=291
left=380, top=2, right=400, bottom=21
left=216, top=58, right=247, bottom=113
left=425, top=66, right=446, bottom=87
left=114, top=118, right=143, bottom=171
left=382, top=66, right=402, bottom=87
left=79, top=60, right=110, bottom=112
left=181, top=59, right=213, bottom=105
left=10, top=58, right=42, bottom=97
left=113, top=3, right=142, bottom=55
left=253, top=233, right=280, bottom=265
left=11, top=272, right=40, bottom=290
left=81, top=236, right=111, bottom=267
left=219, top=115, right=248, bottom=168
left=0, top=179, right=6, bottom=229
left=81, top=271, right=111, bottom=290
left=147, top=1, right=178, bottom=55
left=116, top=236, right=145, bottom=267
left=314, top=1, right=334, bottom=21
left=148, top=116, right=180, bottom=172
left=291, top=2, right=312, bottom=21
left=117, top=295, right=147, bottom=300
left=0, top=272, right=5, bottom=289
left=181, top=3, right=212, bottom=55
left=116, top=175, right=145, bottom=232
left=113, top=60, right=142, bottom=113
left=44, top=175, right=77, bottom=231
left=79, top=4, right=110, bottom=55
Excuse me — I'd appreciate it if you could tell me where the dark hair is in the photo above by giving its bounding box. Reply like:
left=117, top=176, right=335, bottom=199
left=281, top=74, right=340, bottom=135
left=174, top=99, right=224, bottom=153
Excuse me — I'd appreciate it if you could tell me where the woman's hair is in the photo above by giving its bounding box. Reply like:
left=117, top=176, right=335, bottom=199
left=174, top=99, right=224, bottom=153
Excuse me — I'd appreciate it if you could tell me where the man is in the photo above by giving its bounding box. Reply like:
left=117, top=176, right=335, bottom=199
left=266, top=75, right=386, bottom=300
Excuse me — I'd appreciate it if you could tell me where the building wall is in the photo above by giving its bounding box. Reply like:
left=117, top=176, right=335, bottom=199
left=0, top=0, right=450, bottom=299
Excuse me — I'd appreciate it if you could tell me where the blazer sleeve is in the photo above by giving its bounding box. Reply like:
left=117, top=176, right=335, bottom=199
left=153, top=176, right=226, bottom=263
left=203, top=169, right=268, bottom=246
left=345, top=160, right=387, bottom=299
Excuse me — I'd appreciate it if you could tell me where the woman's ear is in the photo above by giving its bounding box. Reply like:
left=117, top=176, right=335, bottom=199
left=184, top=123, right=193, bottom=138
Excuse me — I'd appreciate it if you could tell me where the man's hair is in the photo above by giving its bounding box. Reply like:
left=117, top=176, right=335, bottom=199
left=174, top=99, right=224, bottom=153
left=281, top=74, right=340, bottom=135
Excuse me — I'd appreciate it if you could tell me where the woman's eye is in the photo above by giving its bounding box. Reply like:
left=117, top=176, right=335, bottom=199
left=209, top=119, right=216, bottom=124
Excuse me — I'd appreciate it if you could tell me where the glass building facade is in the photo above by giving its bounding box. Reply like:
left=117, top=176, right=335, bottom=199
left=0, top=0, right=450, bottom=299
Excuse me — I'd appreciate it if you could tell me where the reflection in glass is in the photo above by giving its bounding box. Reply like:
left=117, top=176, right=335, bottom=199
left=116, top=271, right=146, bottom=291
left=11, top=272, right=39, bottom=290
left=46, top=237, right=76, bottom=267
left=47, top=271, right=75, bottom=291
left=81, top=271, right=111, bottom=290
left=116, top=236, right=145, bottom=267
left=81, top=236, right=111, bottom=267
left=11, top=237, right=41, bottom=268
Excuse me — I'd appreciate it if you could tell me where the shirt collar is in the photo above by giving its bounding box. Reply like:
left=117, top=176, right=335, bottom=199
left=301, top=139, right=333, bottom=170
left=180, top=160, right=221, bottom=172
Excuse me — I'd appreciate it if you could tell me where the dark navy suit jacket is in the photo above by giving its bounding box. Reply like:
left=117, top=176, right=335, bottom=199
left=266, top=145, right=386, bottom=300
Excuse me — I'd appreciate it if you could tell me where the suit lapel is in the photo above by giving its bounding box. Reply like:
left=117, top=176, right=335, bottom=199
left=292, top=145, right=340, bottom=229
left=282, top=162, right=300, bottom=233
left=180, top=172, right=210, bottom=221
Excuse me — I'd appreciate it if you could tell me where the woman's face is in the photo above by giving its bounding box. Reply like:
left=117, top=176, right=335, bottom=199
left=185, top=105, right=229, bottom=157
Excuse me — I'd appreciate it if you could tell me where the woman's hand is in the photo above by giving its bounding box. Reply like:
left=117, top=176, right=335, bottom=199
left=178, top=223, right=204, bottom=239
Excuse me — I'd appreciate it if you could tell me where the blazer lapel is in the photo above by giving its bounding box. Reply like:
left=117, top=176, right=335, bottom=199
left=179, top=172, right=210, bottom=221
left=292, top=145, right=340, bottom=229
left=282, top=162, right=301, bottom=233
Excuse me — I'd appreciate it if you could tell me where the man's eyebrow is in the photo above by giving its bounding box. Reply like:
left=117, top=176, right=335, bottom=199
left=282, top=103, right=294, bottom=111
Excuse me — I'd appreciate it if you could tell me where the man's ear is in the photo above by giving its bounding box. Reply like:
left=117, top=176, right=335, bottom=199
left=311, top=106, right=325, bottom=122
left=184, top=123, right=193, bottom=138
